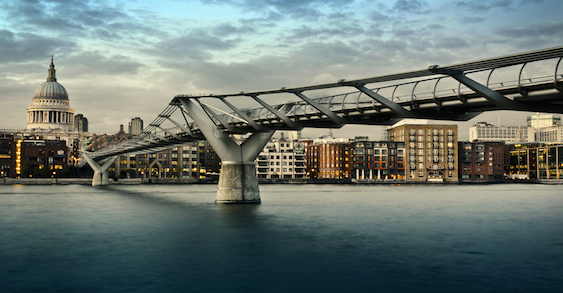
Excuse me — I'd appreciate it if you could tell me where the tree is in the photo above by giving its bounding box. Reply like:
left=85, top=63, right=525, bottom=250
left=39, top=167, right=51, bottom=178
left=20, top=162, right=32, bottom=178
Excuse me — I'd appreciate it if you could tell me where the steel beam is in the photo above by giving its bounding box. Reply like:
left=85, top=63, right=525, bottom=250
left=290, top=91, right=345, bottom=126
left=250, top=95, right=299, bottom=128
left=219, top=97, right=262, bottom=130
left=350, top=84, right=413, bottom=118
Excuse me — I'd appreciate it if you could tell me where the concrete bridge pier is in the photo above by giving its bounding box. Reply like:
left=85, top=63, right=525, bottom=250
left=178, top=97, right=274, bottom=203
left=80, top=151, right=118, bottom=186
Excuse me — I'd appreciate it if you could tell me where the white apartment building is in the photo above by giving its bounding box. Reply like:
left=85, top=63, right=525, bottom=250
left=536, top=125, right=563, bottom=142
left=255, top=133, right=307, bottom=179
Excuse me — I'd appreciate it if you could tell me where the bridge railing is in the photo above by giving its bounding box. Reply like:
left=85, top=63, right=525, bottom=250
left=86, top=47, right=563, bottom=160
left=208, top=56, right=563, bottom=127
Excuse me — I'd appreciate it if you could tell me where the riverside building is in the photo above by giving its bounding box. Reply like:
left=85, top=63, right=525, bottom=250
left=508, top=143, right=563, bottom=180
left=306, top=130, right=352, bottom=179
left=351, top=137, right=406, bottom=180
left=458, top=141, right=509, bottom=182
left=387, top=121, right=459, bottom=183
left=256, top=133, right=307, bottom=179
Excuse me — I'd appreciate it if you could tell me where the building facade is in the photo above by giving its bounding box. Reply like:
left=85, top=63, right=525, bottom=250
left=27, top=57, right=75, bottom=132
left=128, top=117, right=143, bottom=135
left=0, top=134, right=15, bottom=178
left=535, top=125, right=563, bottom=142
left=458, top=141, right=509, bottom=182
left=527, top=114, right=561, bottom=128
left=256, top=133, right=307, bottom=179
left=388, top=122, right=459, bottom=182
left=508, top=143, right=563, bottom=179
left=351, top=137, right=406, bottom=180
left=469, top=122, right=533, bottom=142
left=306, top=130, right=353, bottom=179
left=74, top=114, right=88, bottom=132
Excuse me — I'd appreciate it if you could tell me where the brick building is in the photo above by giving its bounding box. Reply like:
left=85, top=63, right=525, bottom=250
left=459, top=141, right=509, bottom=182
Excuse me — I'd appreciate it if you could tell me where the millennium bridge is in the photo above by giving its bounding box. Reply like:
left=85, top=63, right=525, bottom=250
left=81, top=46, right=563, bottom=203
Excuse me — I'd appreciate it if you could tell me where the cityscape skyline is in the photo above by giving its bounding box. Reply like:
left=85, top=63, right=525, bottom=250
left=2, top=0, right=563, bottom=140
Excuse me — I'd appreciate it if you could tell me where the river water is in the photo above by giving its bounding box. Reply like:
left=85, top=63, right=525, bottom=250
left=0, top=184, right=561, bottom=292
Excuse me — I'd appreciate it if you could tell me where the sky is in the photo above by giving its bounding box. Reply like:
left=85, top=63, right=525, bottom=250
left=1, top=0, right=563, bottom=141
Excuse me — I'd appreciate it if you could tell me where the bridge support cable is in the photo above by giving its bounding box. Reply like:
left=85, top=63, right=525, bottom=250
left=347, top=84, right=414, bottom=118
left=249, top=95, right=300, bottom=129
left=429, top=65, right=563, bottom=113
left=178, top=97, right=274, bottom=204
left=79, top=151, right=118, bottom=186
left=290, top=91, right=345, bottom=126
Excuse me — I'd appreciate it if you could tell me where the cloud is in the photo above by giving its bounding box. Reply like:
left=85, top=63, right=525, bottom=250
left=390, top=0, right=431, bottom=14
left=150, top=31, right=241, bottom=61
left=455, top=0, right=514, bottom=12
left=0, top=30, right=77, bottom=63
left=63, top=52, right=145, bottom=77
left=202, top=0, right=354, bottom=20
left=281, top=25, right=366, bottom=41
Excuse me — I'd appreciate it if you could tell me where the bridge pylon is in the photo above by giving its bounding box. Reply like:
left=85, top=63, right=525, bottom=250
left=178, top=97, right=274, bottom=204
left=80, top=151, right=118, bottom=186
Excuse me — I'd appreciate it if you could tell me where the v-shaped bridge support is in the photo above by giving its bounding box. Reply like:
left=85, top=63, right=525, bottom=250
left=178, top=97, right=274, bottom=203
left=80, top=151, right=118, bottom=186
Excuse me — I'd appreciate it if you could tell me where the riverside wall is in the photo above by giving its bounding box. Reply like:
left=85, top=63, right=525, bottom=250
left=1, top=177, right=561, bottom=185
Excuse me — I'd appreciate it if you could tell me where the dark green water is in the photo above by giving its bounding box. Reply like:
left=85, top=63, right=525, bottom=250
left=1, top=184, right=561, bottom=292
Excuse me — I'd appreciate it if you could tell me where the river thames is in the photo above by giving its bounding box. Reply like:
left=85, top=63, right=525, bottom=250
left=0, top=184, right=561, bottom=292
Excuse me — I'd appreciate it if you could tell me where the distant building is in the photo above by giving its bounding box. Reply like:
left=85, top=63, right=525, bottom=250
left=27, top=56, right=75, bottom=132
left=109, top=141, right=206, bottom=180
left=469, top=122, right=533, bottom=142
left=128, top=117, right=143, bottom=135
left=388, top=121, right=458, bottom=183
left=535, top=125, right=563, bottom=142
left=255, top=132, right=307, bottom=179
left=527, top=113, right=561, bottom=128
left=458, top=141, right=509, bottom=182
left=74, top=114, right=88, bottom=132
left=306, top=130, right=353, bottom=179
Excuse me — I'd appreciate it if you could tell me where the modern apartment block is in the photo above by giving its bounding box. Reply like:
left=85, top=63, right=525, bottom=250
left=458, top=141, right=509, bottom=182
left=469, top=122, right=533, bottom=142
left=387, top=122, right=458, bottom=182
left=351, top=137, right=406, bottom=179
left=256, top=133, right=307, bottom=179
left=508, top=143, right=563, bottom=179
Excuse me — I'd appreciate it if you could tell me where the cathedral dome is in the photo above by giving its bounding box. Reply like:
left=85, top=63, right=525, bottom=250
left=34, top=81, right=69, bottom=100
left=33, top=56, right=69, bottom=100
